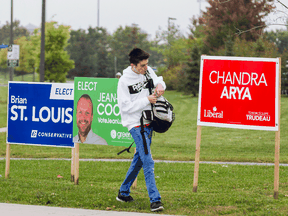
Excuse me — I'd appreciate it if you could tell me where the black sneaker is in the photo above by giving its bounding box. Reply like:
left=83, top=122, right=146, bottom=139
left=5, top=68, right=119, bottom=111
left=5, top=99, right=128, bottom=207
left=150, top=201, right=164, bottom=212
left=116, top=190, right=134, bottom=202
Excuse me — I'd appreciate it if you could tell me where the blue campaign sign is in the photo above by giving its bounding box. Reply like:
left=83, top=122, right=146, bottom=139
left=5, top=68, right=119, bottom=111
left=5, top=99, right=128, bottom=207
left=0, top=45, right=8, bottom=49
left=7, top=82, right=74, bottom=147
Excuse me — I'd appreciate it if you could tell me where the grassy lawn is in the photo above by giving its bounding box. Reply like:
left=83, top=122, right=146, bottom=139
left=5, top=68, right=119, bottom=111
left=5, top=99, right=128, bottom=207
left=1, top=87, right=288, bottom=215
left=0, top=88, right=288, bottom=163
left=0, top=87, right=7, bottom=128
left=0, top=72, right=40, bottom=84
left=1, top=160, right=288, bottom=215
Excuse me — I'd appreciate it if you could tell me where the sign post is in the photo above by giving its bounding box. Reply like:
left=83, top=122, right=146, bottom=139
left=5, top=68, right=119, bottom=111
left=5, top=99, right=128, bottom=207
left=193, top=125, right=201, bottom=192
left=5, top=143, right=10, bottom=179
left=74, top=143, right=79, bottom=185
left=194, top=56, right=280, bottom=198
left=274, top=58, right=281, bottom=199
left=71, top=148, right=75, bottom=182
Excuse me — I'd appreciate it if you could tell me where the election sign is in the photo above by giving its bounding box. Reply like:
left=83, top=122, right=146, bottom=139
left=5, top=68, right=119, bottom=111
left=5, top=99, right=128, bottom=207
left=197, top=56, right=280, bottom=131
left=7, top=82, right=74, bottom=147
left=73, top=77, right=133, bottom=147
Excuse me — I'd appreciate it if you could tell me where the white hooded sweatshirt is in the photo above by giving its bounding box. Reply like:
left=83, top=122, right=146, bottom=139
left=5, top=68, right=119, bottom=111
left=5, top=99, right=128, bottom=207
left=117, top=66, right=166, bottom=131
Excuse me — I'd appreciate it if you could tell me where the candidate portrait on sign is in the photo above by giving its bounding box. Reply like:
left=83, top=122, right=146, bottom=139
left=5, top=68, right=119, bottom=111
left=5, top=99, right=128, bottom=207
left=73, top=94, right=108, bottom=145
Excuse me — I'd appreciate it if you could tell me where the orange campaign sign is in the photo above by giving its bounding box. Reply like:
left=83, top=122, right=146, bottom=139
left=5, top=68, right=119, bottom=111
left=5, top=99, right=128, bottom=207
left=197, top=56, right=280, bottom=131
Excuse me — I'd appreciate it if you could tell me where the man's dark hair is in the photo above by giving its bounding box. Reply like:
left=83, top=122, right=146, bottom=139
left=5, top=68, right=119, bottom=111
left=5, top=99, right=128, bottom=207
left=129, top=48, right=150, bottom=65
left=77, top=94, right=93, bottom=115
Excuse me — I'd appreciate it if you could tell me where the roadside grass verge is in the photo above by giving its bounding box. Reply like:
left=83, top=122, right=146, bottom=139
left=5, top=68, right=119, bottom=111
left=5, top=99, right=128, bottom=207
left=0, top=72, right=39, bottom=84
left=0, top=89, right=288, bottom=163
left=1, top=160, right=288, bottom=215
left=0, top=86, right=7, bottom=128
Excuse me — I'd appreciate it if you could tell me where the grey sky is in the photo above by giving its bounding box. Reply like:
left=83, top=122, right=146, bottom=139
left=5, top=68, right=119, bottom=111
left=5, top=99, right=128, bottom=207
left=0, top=0, right=287, bottom=41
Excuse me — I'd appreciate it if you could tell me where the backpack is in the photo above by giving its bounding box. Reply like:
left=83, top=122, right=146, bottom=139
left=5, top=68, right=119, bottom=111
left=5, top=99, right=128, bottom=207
left=142, top=95, right=175, bottom=133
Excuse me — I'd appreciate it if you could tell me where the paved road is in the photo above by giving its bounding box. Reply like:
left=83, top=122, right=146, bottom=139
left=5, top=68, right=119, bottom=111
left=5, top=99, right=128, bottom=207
left=0, top=203, right=173, bottom=216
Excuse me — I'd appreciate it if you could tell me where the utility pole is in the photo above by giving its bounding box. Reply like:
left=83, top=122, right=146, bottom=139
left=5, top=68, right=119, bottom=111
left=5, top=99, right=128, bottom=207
left=131, top=23, right=138, bottom=47
left=40, top=0, right=46, bottom=82
left=9, top=0, right=13, bottom=81
left=114, top=56, right=117, bottom=75
left=168, top=17, right=176, bottom=45
left=97, top=0, right=100, bottom=27
left=168, top=17, right=176, bottom=68
left=197, top=0, right=205, bottom=14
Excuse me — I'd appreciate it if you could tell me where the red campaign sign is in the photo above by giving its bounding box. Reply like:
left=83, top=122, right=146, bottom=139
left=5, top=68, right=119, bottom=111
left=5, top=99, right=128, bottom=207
left=197, top=56, right=280, bottom=131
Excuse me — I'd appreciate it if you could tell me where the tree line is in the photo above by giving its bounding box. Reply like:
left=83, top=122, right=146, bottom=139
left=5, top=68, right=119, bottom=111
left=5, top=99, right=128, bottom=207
left=0, top=0, right=288, bottom=95
left=0, top=21, right=164, bottom=82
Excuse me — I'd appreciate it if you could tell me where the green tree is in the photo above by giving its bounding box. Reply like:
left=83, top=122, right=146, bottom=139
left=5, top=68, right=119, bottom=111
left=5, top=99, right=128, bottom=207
left=177, top=44, right=201, bottom=96
left=94, top=28, right=112, bottom=77
left=280, top=49, right=288, bottom=95
left=13, top=36, right=31, bottom=78
left=198, top=0, right=274, bottom=52
left=34, top=21, right=74, bottom=82
left=67, top=27, right=112, bottom=78
left=109, top=25, right=151, bottom=73
left=225, top=34, right=235, bottom=56
left=254, top=37, right=266, bottom=57
left=154, top=38, right=190, bottom=90
left=212, top=36, right=278, bottom=59
left=154, top=22, right=184, bottom=68
left=0, top=48, right=8, bottom=70
left=0, top=20, right=30, bottom=45
left=265, top=30, right=288, bottom=54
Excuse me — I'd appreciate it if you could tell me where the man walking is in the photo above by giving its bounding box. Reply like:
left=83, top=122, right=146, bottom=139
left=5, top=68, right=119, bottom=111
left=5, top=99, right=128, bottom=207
left=116, top=48, right=165, bottom=212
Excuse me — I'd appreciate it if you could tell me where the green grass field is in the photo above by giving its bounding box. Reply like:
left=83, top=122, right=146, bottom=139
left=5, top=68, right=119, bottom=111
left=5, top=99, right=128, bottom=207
left=1, top=88, right=288, bottom=163
left=1, top=87, right=288, bottom=215
left=0, top=72, right=40, bottom=84
left=1, top=160, right=288, bottom=215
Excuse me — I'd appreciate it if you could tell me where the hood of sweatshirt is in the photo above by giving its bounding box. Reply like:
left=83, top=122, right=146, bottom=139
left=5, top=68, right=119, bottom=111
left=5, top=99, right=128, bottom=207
left=123, top=66, right=141, bottom=77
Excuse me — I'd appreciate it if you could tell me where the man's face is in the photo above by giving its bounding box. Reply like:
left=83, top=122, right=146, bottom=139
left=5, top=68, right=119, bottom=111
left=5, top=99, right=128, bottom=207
left=132, top=59, right=148, bottom=75
left=76, top=98, right=93, bottom=135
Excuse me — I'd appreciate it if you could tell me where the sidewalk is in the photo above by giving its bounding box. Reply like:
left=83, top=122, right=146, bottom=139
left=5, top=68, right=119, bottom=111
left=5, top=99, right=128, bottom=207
left=0, top=203, right=173, bottom=216
left=0, top=157, right=287, bottom=166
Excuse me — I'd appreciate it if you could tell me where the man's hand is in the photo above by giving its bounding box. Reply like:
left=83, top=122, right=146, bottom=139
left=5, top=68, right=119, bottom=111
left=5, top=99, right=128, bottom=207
left=147, top=92, right=157, bottom=104
left=155, top=84, right=165, bottom=97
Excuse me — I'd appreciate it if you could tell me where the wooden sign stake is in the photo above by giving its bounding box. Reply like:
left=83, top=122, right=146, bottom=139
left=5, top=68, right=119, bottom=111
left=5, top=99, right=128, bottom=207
left=5, top=143, right=11, bottom=179
left=74, top=143, right=79, bottom=185
left=71, top=147, right=75, bottom=182
left=274, top=58, right=281, bottom=199
left=193, top=125, right=202, bottom=192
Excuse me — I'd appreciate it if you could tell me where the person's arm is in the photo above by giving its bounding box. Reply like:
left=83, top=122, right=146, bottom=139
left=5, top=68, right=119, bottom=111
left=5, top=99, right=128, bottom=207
left=148, top=67, right=166, bottom=96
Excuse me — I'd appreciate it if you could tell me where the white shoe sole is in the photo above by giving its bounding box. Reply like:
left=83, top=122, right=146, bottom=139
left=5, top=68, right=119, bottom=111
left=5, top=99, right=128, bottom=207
left=116, top=197, right=125, bottom=202
left=151, top=206, right=164, bottom=212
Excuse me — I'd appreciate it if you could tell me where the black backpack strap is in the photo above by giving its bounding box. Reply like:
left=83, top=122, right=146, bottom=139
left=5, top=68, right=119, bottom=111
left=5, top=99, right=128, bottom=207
left=141, top=114, right=149, bottom=155
left=117, top=141, right=134, bottom=155
left=144, top=71, right=154, bottom=112
left=141, top=70, right=157, bottom=155
left=144, top=71, right=153, bottom=95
